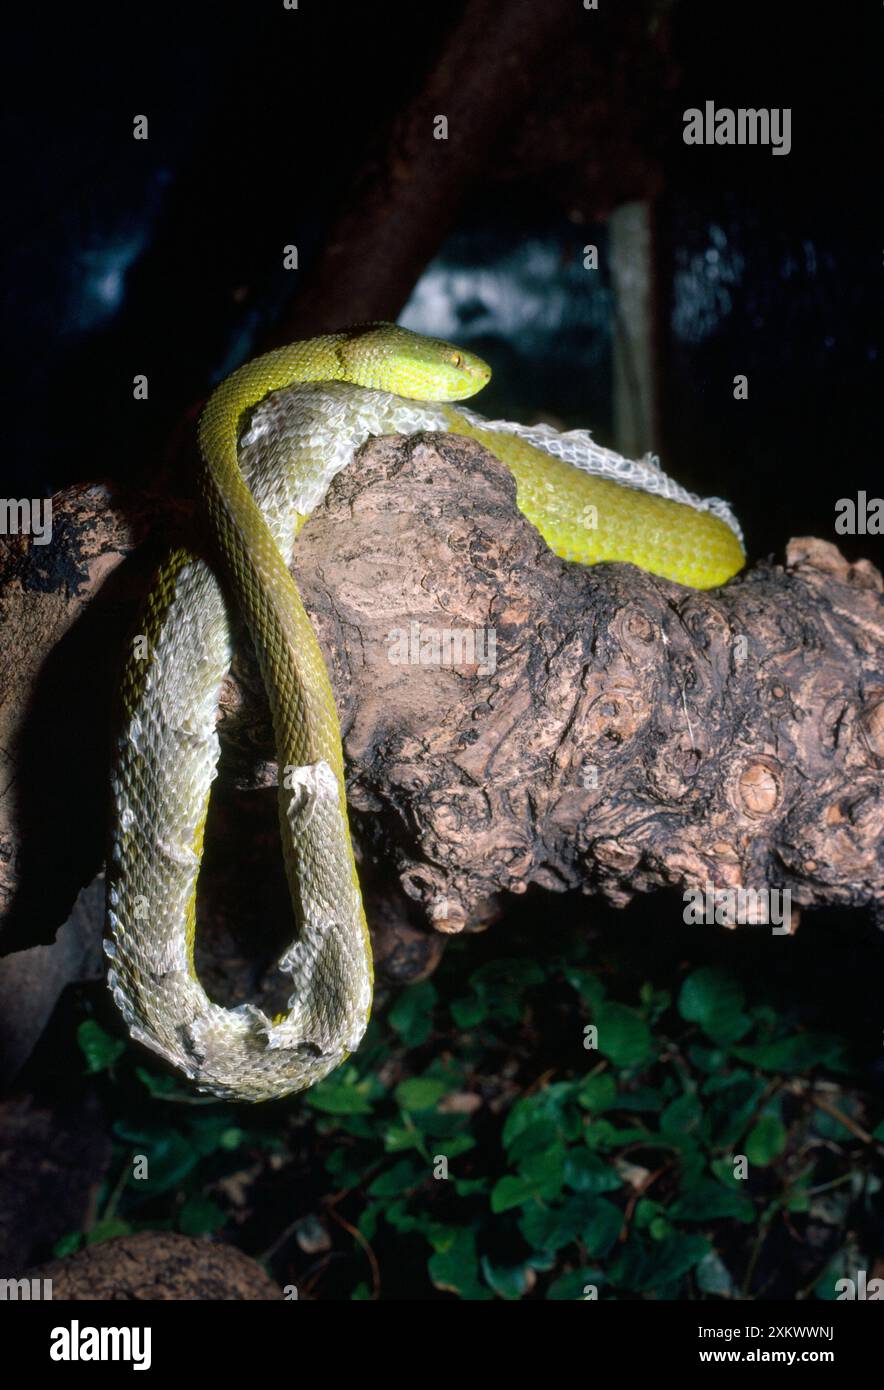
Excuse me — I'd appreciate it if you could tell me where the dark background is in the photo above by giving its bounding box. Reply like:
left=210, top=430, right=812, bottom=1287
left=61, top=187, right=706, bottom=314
left=3, top=0, right=882, bottom=577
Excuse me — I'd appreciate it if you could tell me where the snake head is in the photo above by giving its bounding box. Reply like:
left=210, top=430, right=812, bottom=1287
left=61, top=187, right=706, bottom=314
left=338, top=322, right=491, bottom=402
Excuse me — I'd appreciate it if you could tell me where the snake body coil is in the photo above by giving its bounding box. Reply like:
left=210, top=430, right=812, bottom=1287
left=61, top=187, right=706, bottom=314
left=106, top=325, right=744, bottom=1101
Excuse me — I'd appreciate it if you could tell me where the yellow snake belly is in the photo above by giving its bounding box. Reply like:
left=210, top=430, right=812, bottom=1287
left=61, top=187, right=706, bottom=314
left=105, top=327, right=744, bottom=1102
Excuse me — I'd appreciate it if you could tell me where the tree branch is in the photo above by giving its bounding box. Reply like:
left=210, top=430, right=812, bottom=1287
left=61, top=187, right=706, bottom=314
left=1, top=429, right=881, bottom=1068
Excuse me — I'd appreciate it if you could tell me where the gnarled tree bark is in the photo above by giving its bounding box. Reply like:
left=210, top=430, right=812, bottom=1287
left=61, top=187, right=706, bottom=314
left=0, top=429, right=881, bottom=1073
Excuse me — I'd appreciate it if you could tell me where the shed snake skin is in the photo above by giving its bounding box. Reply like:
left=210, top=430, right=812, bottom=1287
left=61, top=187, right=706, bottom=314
left=106, top=324, right=744, bottom=1100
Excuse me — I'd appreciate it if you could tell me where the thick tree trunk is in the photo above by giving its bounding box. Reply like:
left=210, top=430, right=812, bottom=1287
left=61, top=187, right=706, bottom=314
left=1, top=429, right=882, bottom=1073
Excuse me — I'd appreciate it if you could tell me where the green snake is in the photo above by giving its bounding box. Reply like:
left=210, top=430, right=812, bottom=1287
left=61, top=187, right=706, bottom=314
left=106, top=324, right=744, bottom=1101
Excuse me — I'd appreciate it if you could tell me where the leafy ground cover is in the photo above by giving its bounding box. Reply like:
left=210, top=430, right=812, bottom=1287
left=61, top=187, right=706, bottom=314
left=57, top=897, right=883, bottom=1300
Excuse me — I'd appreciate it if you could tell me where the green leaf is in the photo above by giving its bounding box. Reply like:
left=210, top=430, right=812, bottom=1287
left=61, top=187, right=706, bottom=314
left=188, top=1115, right=242, bottom=1156
left=583, top=1119, right=651, bottom=1152
left=428, top=1228, right=492, bottom=1299
left=576, top=1073, right=617, bottom=1113
left=703, top=1068, right=755, bottom=1095
left=408, top=1113, right=469, bottom=1142
left=450, top=994, right=487, bottom=1028
left=580, top=1197, right=623, bottom=1258
left=696, top=1250, right=736, bottom=1297
left=384, top=1199, right=428, bottom=1234
left=688, top=1045, right=729, bottom=1073
left=305, top=1069, right=375, bottom=1115
left=358, top=1203, right=381, bottom=1242
left=709, top=1156, right=740, bottom=1187
left=135, top=1067, right=192, bottom=1100
left=732, top=1033, right=848, bottom=1073
left=745, top=1115, right=787, bottom=1166
left=519, top=1193, right=615, bottom=1253
left=660, top=1093, right=703, bottom=1137
left=785, top=1185, right=811, bottom=1213
left=519, top=1200, right=581, bottom=1252
left=383, top=1124, right=424, bottom=1154
left=388, top=981, right=437, bottom=1047
left=77, top=1020, right=126, bottom=1074
left=639, top=983, right=672, bottom=1021
left=679, top=1147, right=707, bottom=1187
left=615, top=1087, right=665, bottom=1112
left=563, top=1149, right=622, bottom=1194
left=669, top=1178, right=755, bottom=1223
left=811, top=1105, right=856, bottom=1140
left=593, top=1003, right=654, bottom=1068
left=606, top=1233, right=651, bottom=1287
left=367, top=1159, right=424, bottom=1198
left=435, top=1134, right=475, bottom=1160
left=178, top=1196, right=227, bottom=1236
left=324, top=1146, right=367, bottom=1186
left=502, top=1083, right=579, bottom=1150
left=633, top=1198, right=665, bottom=1231
left=86, top=1218, right=133, bottom=1246
left=52, top=1232, right=83, bottom=1258
left=457, top=959, right=544, bottom=1026
left=546, top=1268, right=604, bottom=1300
left=394, top=1077, right=447, bottom=1112
left=703, top=1073, right=768, bottom=1147
left=506, top=1120, right=558, bottom=1162
left=127, top=1132, right=200, bottom=1195
left=517, top=1142, right=566, bottom=1200
left=454, top=1177, right=488, bottom=1197
left=564, top=968, right=606, bottom=1007
left=678, top=968, right=748, bottom=1044
left=639, top=1232, right=711, bottom=1292
left=480, top=1255, right=535, bottom=1300
left=812, top=1252, right=851, bottom=1301
left=491, top=1174, right=536, bottom=1213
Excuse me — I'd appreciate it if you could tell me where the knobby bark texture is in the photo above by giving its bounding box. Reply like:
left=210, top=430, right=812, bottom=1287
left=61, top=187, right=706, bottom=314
left=0, top=430, right=882, bottom=1070
left=24, top=1232, right=282, bottom=1300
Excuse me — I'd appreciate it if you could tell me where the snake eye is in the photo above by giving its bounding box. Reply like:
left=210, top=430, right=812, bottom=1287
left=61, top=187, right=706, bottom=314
left=451, top=352, right=464, bottom=368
